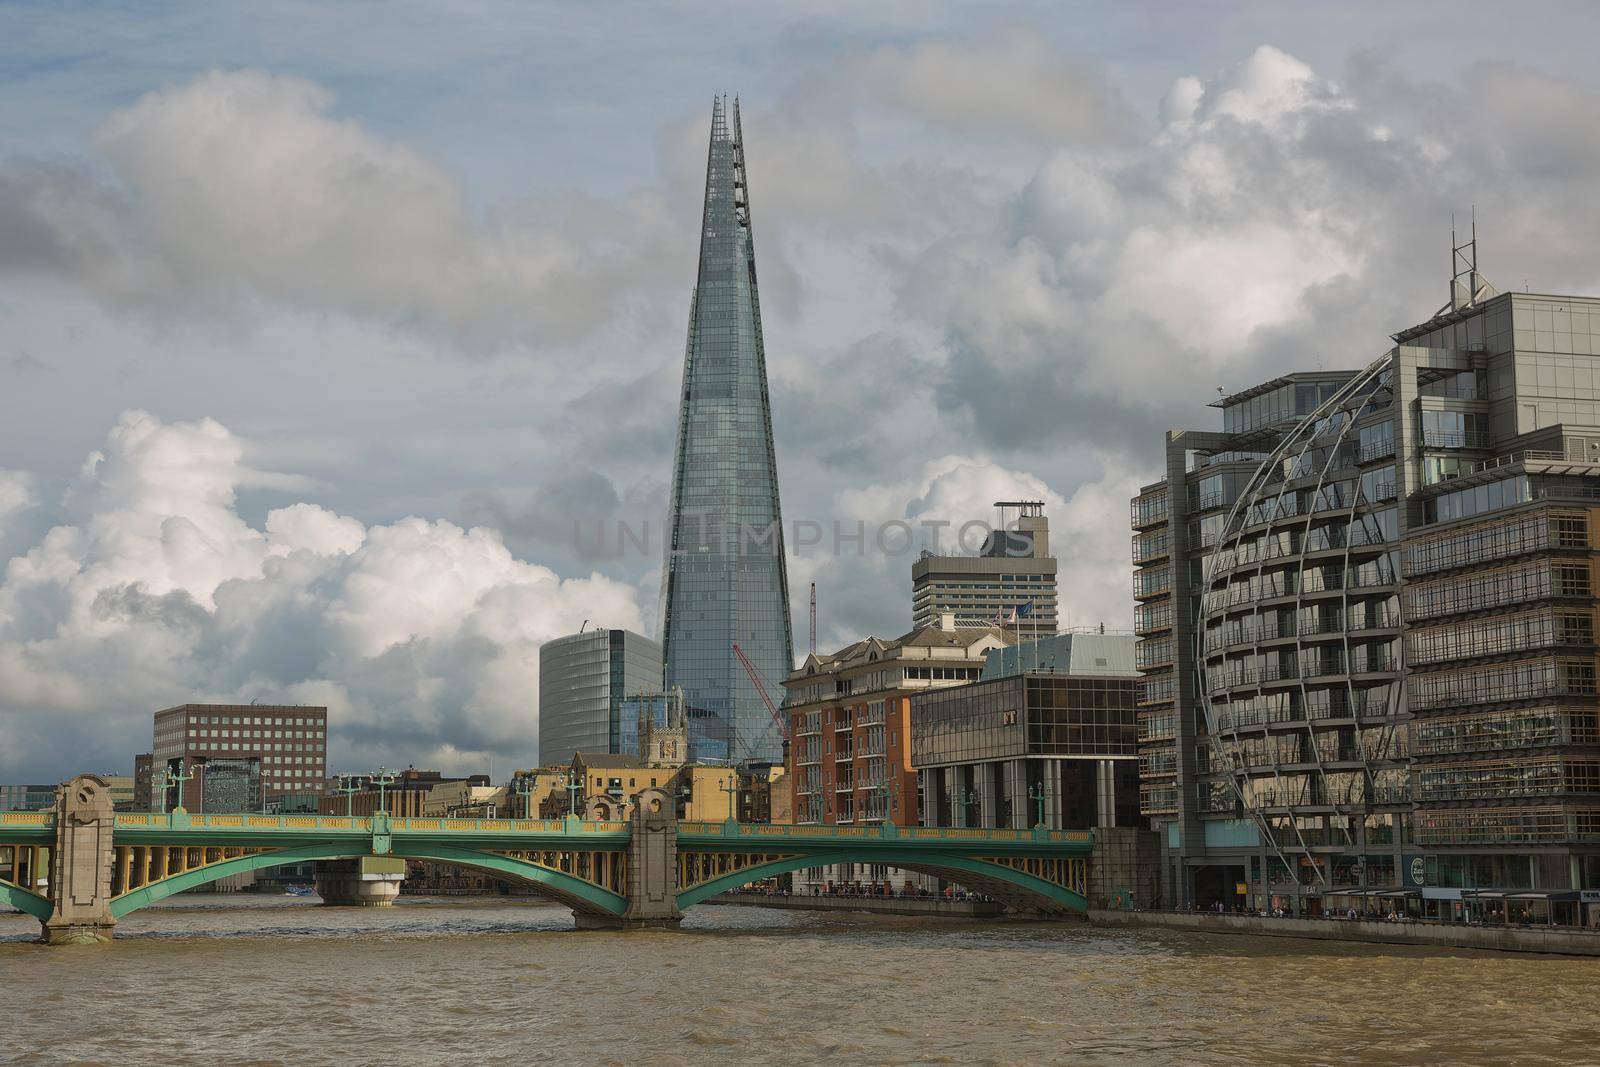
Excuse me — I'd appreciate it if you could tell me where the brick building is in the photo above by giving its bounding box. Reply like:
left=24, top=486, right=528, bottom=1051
left=151, top=704, right=327, bottom=813
left=783, top=615, right=1007, bottom=827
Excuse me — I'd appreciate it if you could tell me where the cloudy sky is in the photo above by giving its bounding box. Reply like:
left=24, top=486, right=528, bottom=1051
left=5, top=1, right=1600, bottom=782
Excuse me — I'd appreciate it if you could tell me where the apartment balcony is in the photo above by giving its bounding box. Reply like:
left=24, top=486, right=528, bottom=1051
left=1131, top=491, right=1170, bottom=530
left=1132, top=532, right=1171, bottom=565
left=1358, top=437, right=1397, bottom=464
left=1422, top=428, right=1492, bottom=450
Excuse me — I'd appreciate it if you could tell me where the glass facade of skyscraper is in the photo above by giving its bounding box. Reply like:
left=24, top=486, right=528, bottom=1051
left=659, top=97, right=794, bottom=764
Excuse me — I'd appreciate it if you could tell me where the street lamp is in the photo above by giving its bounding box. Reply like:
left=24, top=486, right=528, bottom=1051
left=193, top=756, right=208, bottom=815
left=874, top=782, right=895, bottom=826
left=1028, top=784, right=1048, bottom=829
left=156, top=768, right=174, bottom=815
left=565, top=774, right=583, bottom=821
left=515, top=774, right=538, bottom=821
left=371, top=767, right=397, bottom=816
left=168, top=762, right=193, bottom=815
left=949, top=788, right=976, bottom=828
left=721, top=774, right=741, bottom=822
left=337, top=774, right=360, bottom=818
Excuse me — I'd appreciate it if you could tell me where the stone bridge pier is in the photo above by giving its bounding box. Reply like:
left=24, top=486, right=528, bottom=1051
left=43, top=774, right=117, bottom=945
left=314, top=857, right=405, bottom=906
left=574, top=787, right=682, bottom=930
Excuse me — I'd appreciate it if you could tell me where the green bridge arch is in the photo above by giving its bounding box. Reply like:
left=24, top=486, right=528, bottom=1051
left=108, top=842, right=628, bottom=919
left=676, top=849, right=1088, bottom=914
left=0, top=881, right=52, bottom=922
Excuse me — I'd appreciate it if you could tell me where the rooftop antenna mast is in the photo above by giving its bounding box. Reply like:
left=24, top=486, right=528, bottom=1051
left=1451, top=206, right=1481, bottom=311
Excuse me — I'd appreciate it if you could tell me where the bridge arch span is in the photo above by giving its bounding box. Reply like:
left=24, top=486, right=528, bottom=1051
left=109, top=842, right=628, bottom=920
left=676, top=849, right=1087, bottom=915
left=0, top=881, right=52, bottom=922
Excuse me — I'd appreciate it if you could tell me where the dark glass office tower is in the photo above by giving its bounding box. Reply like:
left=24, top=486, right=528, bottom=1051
left=659, top=96, right=794, bottom=764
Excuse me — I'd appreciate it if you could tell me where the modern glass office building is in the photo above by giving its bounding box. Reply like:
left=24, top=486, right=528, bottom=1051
left=537, top=629, right=663, bottom=767
left=659, top=96, right=794, bottom=764
left=1134, top=258, right=1600, bottom=923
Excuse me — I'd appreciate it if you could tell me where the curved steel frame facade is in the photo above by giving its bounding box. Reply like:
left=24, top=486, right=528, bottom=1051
left=1195, top=352, right=1408, bottom=891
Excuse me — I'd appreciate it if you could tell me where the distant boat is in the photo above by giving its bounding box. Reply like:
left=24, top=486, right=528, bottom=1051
left=283, top=885, right=315, bottom=897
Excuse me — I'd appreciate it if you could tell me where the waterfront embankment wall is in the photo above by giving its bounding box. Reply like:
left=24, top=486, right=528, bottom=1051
left=1089, top=909, right=1600, bottom=957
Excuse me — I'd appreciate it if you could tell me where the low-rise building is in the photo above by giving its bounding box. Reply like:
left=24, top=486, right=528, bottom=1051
left=910, top=633, right=1142, bottom=830
left=569, top=753, right=736, bottom=822
left=738, top=762, right=789, bottom=823
left=783, top=614, right=1007, bottom=827
left=317, top=769, right=489, bottom=817
left=133, top=753, right=153, bottom=812
left=101, top=775, right=134, bottom=811
left=421, top=781, right=505, bottom=817
left=0, top=784, right=55, bottom=811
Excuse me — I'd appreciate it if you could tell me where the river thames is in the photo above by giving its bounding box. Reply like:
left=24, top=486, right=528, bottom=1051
left=2, top=897, right=1592, bottom=1066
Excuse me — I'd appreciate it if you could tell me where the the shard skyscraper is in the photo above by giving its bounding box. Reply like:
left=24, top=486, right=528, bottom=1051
left=659, top=97, right=793, bottom=765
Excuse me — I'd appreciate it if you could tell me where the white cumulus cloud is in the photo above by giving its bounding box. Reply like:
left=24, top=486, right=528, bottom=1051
left=0, top=411, right=644, bottom=778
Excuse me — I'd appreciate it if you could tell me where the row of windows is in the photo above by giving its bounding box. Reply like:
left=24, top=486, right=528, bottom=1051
left=1404, top=559, right=1589, bottom=621
left=1417, top=758, right=1600, bottom=802
left=1404, top=510, right=1585, bottom=577
left=1212, top=510, right=1397, bottom=574
left=1424, top=475, right=1531, bottom=525
left=1205, top=600, right=1400, bottom=651
left=1221, top=379, right=1346, bottom=434
left=1134, top=566, right=1171, bottom=598
left=1408, top=657, right=1598, bottom=711
left=1406, top=610, right=1594, bottom=667
left=1210, top=684, right=1395, bottom=728
left=1416, top=807, right=1600, bottom=846
left=1236, top=769, right=1408, bottom=809
left=1135, top=637, right=1174, bottom=669
left=177, top=714, right=322, bottom=727
left=1136, top=601, right=1175, bottom=634
left=1220, top=725, right=1405, bottom=769
left=1130, top=492, right=1169, bottom=528
left=1140, top=749, right=1178, bottom=777
left=1420, top=409, right=1487, bottom=449
left=1412, top=707, right=1600, bottom=755
left=1138, top=673, right=1176, bottom=706
left=1139, top=714, right=1178, bottom=742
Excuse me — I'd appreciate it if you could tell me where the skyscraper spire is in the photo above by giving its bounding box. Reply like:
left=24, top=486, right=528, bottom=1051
left=659, top=97, right=794, bottom=765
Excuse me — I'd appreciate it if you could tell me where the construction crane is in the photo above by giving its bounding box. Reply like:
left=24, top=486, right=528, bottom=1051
left=733, top=642, right=789, bottom=741
left=809, top=582, right=816, bottom=655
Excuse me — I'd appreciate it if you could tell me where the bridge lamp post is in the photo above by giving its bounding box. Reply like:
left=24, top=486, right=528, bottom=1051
left=874, top=782, right=894, bottom=826
left=515, top=775, right=538, bottom=821
left=565, top=775, right=583, bottom=821
left=949, top=789, right=976, bottom=828
left=721, top=774, right=741, bottom=823
left=371, top=767, right=397, bottom=816
left=168, top=763, right=194, bottom=815
left=336, top=775, right=360, bottom=818
left=193, top=757, right=209, bottom=816
left=1029, top=784, right=1049, bottom=829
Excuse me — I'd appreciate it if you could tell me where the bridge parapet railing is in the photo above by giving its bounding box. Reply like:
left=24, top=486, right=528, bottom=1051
left=674, top=820, right=1092, bottom=845
left=107, top=813, right=631, bottom=835
left=0, top=811, right=52, bottom=827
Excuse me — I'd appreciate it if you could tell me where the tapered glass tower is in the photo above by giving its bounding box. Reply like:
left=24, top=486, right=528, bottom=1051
left=659, top=96, right=794, bottom=765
